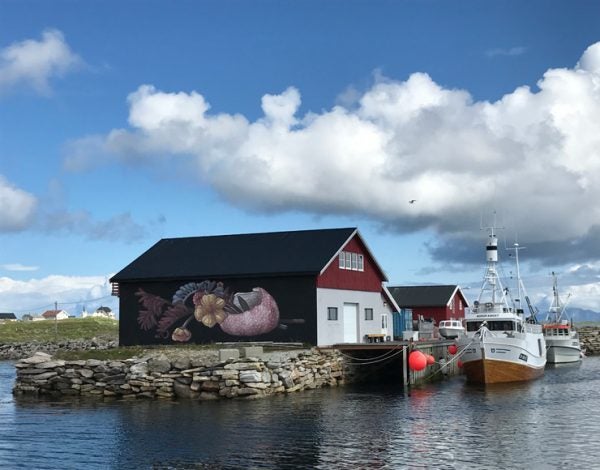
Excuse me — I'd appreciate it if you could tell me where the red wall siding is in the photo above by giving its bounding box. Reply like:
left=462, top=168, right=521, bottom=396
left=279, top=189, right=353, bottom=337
left=412, top=307, right=449, bottom=326
left=317, top=236, right=383, bottom=292
left=412, top=292, right=466, bottom=325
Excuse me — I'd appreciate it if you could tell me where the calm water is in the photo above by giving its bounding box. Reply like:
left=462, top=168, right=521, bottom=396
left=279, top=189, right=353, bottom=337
left=1, top=358, right=600, bottom=469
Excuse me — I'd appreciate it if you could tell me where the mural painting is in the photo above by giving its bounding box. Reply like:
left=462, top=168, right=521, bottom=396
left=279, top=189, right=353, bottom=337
left=135, top=280, right=281, bottom=342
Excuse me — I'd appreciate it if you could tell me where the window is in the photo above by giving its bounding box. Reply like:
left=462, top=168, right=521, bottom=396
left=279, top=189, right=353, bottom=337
left=327, top=307, right=338, bottom=321
left=381, top=314, right=388, bottom=329
left=365, top=308, right=373, bottom=321
left=339, top=251, right=365, bottom=271
left=459, top=300, right=463, bottom=310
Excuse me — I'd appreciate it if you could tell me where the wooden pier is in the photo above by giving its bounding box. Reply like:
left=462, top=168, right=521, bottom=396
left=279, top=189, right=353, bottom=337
left=321, top=339, right=461, bottom=389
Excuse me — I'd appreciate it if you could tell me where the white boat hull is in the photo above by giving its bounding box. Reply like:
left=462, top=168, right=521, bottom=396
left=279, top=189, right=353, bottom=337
left=439, top=327, right=464, bottom=339
left=457, top=331, right=546, bottom=384
left=546, top=337, right=582, bottom=363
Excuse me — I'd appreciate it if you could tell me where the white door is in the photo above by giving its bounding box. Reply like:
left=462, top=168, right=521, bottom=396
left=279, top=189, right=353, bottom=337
left=343, top=303, right=359, bottom=343
left=381, top=313, right=389, bottom=337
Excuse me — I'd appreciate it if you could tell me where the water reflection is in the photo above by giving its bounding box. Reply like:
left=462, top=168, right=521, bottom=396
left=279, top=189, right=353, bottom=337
left=2, top=359, right=600, bottom=469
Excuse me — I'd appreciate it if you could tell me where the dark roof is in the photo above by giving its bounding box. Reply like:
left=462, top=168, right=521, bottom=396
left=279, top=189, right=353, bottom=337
left=388, top=285, right=465, bottom=308
left=111, top=228, right=360, bottom=282
left=0, top=312, right=16, bottom=320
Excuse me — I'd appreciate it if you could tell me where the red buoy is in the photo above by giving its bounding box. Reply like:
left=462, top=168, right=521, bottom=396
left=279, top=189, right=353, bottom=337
left=448, top=344, right=458, bottom=355
left=426, top=354, right=435, bottom=365
left=408, top=351, right=427, bottom=371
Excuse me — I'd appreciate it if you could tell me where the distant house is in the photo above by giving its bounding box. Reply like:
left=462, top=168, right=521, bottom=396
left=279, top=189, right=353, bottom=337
left=82, top=306, right=116, bottom=320
left=0, top=312, right=17, bottom=322
left=41, top=309, right=69, bottom=321
left=388, top=285, right=469, bottom=327
left=21, top=314, right=34, bottom=321
left=111, top=227, right=399, bottom=347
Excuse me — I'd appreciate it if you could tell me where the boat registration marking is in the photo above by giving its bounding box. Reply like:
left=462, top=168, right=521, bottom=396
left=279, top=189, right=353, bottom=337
left=490, top=348, right=510, bottom=354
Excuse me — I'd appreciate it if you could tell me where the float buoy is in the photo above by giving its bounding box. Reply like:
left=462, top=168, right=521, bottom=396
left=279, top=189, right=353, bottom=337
left=408, top=351, right=427, bottom=371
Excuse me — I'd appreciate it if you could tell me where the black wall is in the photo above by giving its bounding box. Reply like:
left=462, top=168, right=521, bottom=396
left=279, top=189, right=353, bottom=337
left=118, top=275, right=317, bottom=346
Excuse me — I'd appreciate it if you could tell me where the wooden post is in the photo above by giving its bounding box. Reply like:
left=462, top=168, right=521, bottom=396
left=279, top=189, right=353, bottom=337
left=406, top=339, right=412, bottom=396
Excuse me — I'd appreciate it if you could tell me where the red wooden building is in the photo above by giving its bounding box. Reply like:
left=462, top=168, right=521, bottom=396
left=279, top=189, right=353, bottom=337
left=388, top=285, right=469, bottom=326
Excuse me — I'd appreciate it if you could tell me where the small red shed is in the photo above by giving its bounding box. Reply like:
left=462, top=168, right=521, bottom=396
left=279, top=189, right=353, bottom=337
left=387, top=285, right=469, bottom=326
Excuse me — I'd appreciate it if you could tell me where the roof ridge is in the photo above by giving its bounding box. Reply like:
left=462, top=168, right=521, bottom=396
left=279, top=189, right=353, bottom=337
left=158, top=227, right=357, bottom=242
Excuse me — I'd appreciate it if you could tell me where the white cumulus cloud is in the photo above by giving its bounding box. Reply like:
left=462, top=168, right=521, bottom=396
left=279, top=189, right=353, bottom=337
left=0, top=29, right=81, bottom=94
left=65, top=42, right=600, bottom=261
left=1, top=263, right=39, bottom=272
left=0, top=175, right=37, bottom=231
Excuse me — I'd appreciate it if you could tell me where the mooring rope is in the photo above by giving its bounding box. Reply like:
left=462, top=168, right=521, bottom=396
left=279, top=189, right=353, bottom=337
left=342, top=344, right=408, bottom=366
left=416, top=337, right=477, bottom=382
left=337, top=342, right=406, bottom=362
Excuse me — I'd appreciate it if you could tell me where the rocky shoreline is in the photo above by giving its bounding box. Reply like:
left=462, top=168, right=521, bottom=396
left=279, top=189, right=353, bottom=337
left=578, top=327, right=600, bottom=355
left=12, top=348, right=344, bottom=400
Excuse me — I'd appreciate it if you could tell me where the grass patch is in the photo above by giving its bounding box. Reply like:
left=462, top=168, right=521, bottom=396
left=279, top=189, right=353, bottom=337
left=54, top=347, right=145, bottom=361
left=0, top=317, right=118, bottom=344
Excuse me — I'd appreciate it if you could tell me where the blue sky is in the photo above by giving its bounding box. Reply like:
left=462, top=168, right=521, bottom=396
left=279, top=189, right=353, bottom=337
left=1, top=0, right=600, bottom=317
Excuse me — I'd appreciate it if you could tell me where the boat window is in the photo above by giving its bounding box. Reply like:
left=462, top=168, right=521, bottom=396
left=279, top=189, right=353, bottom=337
left=488, top=321, right=515, bottom=331
left=466, top=321, right=483, bottom=332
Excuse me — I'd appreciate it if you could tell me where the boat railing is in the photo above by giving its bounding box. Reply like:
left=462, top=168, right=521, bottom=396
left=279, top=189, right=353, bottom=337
left=524, top=323, right=543, bottom=334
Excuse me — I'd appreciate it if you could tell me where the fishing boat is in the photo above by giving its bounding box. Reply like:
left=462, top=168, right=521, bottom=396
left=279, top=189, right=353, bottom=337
left=542, top=272, right=582, bottom=363
left=456, top=227, right=546, bottom=384
left=438, top=319, right=465, bottom=339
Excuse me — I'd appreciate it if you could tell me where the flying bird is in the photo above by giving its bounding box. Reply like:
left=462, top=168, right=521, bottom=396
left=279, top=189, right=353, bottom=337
left=409, top=199, right=416, bottom=204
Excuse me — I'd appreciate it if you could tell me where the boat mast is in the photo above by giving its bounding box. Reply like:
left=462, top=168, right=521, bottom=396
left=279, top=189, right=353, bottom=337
left=507, top=241, right=538, bottom=322
left=548, top=271, right=571, bottom=323
left=477, top=224, right=511, bottom=309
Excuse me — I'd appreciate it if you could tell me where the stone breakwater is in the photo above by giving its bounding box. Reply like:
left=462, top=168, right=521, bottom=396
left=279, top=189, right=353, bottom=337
left=0, top=339, right=117, bottom=360
left=12, top=349, right=344, bottom=400
left=578, top=327, right=600, bottom=355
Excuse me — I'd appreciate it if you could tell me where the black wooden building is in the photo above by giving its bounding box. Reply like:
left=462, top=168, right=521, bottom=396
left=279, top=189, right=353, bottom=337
left=111, top=227, right=393, bottom=346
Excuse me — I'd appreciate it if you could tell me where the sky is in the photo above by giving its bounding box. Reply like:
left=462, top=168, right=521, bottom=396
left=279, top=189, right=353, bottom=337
left=1, top=0, right=600, bottom=318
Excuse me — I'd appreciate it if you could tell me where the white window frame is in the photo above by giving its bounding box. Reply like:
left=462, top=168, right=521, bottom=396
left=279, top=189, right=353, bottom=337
left=339, top=252, right=345, bottom=269
left=351, top=253, right=358, bottom=270
left=345, top=252, right=351, bottom=269
left=357, top=254, right=364, bottom=271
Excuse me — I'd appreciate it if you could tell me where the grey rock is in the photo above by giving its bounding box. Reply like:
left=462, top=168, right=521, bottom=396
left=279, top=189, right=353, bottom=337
left=173, top=381, right=199, bottom=399
left=129, top=362, right=148, bottom=376
left=148, top=355, right=171, bottom=374
left=239, top=370, right=263, bottom=383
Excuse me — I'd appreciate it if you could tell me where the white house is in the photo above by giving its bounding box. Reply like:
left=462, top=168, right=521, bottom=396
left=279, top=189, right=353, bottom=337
left=82, top=306, right=116, bottom=319
left=41, top=309, right=69, bottom=321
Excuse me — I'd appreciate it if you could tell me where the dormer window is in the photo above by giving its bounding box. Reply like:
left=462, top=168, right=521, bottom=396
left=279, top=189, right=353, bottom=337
left=338, top=251, right=365, bottom=271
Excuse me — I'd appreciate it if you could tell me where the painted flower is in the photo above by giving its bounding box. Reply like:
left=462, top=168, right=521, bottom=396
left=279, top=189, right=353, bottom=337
left=194, top=293, right=228, bottom=328
left=172, top=327, right=192, bottom=342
